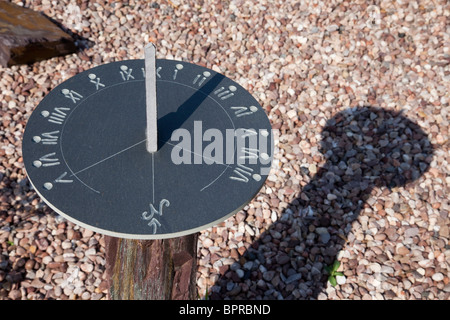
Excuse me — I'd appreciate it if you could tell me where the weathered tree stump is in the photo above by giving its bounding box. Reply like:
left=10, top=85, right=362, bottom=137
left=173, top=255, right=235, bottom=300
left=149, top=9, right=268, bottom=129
left=105, top=233, right=198, bottom=300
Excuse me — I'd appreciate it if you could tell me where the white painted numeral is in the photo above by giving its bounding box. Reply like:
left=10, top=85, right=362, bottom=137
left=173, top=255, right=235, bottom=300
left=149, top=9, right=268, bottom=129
left=119, top=65, right=135, bottom=81
left=142, top=67, right=162, bottom=79
left=61, top=89, right=83, bottom=103
left=54, top=172, right=73, bottom=183
left=214, top=86, right=237, bottom=100
left=173, top=64, right=183, bottom=80
left=238, top=147, right=270, bottom=161
left=156, top=67, right=162, bottom=78
left=33, top=152, right=60, bottom=168
left=231, top=105, right=258, bottom=117
left=230, top=164, right=261, bottom=183
left=193, top=71, right=211, bottom=86
left=142, top=199, right=170, bottom=234
left=33, top=130, right=60, bottom=145
left=88, top=74, right=105, bottom=90
left=240, top=128, right=257, bottom=138
left=41, top=108, right=70, bottom=125
left=43, top=172, right=73, bottom=190
left=239, top=147, right=259, bottom=160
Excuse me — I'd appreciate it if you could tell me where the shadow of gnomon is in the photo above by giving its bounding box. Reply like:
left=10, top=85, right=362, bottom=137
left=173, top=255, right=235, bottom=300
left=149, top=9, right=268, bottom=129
left=210, top=106, right=435, bottom=300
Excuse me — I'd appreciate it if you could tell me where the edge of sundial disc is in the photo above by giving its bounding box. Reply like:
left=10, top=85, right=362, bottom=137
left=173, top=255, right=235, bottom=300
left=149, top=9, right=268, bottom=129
left=22, top=59, right=274, bottom=239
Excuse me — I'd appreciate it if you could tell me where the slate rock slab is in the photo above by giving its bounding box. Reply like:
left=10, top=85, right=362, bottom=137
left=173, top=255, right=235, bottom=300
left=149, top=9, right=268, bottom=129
left=0, top=2, right=77, bottom=67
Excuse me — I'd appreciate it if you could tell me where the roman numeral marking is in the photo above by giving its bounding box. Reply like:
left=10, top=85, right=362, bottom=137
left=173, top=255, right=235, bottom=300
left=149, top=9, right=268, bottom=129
left=33, top=152, right=60, bottom=168
left=239, top=147, right=259, bottom=160
left=120, top=65, right=135, bottom=81
left=142, top=199, right=170, bottom=234
left=193, top=71, right=211, bottom=86
left=241, top=128, right=257, bottom=138
left=156, top=67, right=162, bottom=78
left=231, top=105, right=258, bottom=117
left=143, top=67, right=162, bottom=78
left=43, top=172, right=73, bottom=190
left=61, top=89, right=83, bottom=103
left=173, top=64, right=183, bottom=80
left=214, top=86, right=237, bottom=100
left=88, top=74, right=105, bottom=90
left=32, top=130, right=60, bottom=145
left=54, top=172, right=73, bottom=183
left=229, top=164, right=261, bottom=183
left=41, top=108, right=70, bottom=125
left=238, top=147, right=270, bottom=161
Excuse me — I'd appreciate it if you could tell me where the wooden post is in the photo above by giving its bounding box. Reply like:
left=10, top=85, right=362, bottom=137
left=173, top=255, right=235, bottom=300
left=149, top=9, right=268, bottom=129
left=104, top=44, right=199, bottom=300
left=105, top=233, right=198, bottom=300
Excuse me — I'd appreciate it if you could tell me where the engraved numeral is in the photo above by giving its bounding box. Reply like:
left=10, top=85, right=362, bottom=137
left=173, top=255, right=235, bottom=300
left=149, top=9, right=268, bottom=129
left=142, top=199, right=170, bottom=234
left=214, top=85, right=237, bottom=100
left=61, top=89, right=83, bottom=103
left=88, top=74, right=105, bottom=90
left=229, top=164, right=261, bottom=183
left=54, top=172, right=73, bottom=183
left=33, top=152, right=60, bottom=168
left=239, top=147, right=259, bottom=160
left=193, top=71, right=211, bottom=86
left=43, top=172, right=73, bottom=190
left=240, top=128, right=257, bottom=138
left=41, top=107, right=70, bottom=125
left=173, top=64, right=183, bottom=80
left=156, top=66, right=162, bottom=78
left=142, top=66, right=161, bottom=79
left=32, top=130, right=60, bottom=145
left=231, top=105, right=258, bottom=117
left=238, top=146, right=270, bottom=161
left=119, top=65, right=135, bottom=81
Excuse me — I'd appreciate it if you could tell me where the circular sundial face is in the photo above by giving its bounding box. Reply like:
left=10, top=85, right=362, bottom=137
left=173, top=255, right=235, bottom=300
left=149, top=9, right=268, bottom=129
left=23, top=59, right=273, bottom=239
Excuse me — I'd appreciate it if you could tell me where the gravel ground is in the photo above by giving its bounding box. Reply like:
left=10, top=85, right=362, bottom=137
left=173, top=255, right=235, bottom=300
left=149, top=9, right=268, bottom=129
left=0, top=0, right=449, bottom=300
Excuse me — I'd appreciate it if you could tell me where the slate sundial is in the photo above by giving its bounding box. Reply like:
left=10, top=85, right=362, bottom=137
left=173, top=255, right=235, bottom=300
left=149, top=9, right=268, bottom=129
left=23, top=44, right=273, bottom=239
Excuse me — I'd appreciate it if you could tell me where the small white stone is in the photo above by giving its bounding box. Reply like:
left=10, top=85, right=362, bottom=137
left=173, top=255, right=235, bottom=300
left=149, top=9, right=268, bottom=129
left=369, top=263, right=382, bottom=273
left=432, top=273, right=444, bottom=281
left=297, top=36, right=308, bottom=44
left=325, top=93, right=334, bottom=102
left=202, top=238, right=214, bottom=248
left=245, top=224, right=255, bottom=236
left=271, top=210, right=278, bottom=222
left=287, top=109, right=297, bottom=118
left=327, top=193, right=337, bottom=201
left=3, top=145, right=15, bottom=155
left=336, top=275, right=346, bottom=285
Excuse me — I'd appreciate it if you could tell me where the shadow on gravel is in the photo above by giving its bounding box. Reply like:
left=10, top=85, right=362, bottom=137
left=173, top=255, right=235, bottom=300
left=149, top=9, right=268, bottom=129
left=211, top=106, right=435, bottom=300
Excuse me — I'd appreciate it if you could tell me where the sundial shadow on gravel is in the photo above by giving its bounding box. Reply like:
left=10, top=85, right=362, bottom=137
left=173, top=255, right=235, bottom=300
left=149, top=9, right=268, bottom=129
left=211, top=106, right=435, bottom=300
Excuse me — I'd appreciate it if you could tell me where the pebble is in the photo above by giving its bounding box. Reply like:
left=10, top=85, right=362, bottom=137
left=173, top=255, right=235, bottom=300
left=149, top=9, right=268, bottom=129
left=381, top=266, right=394, bottom=274
left=315, top=227, right=331, bottom=244
left=8, top=289, right=21, bottom=300
left=336, top=276, right=346, bottom=285
left=309, top=164, right=318, bottom=174
left=404, top=227, right=419, bottom=239
left=285, top=273, right=302, bottom=284
left=369, top=263, right=382, bottom=273
left=276, top=254, right=290, bottom=265
left=1, top=0, right=448, bottom=302
left=431, top=273, right=444, bottom=282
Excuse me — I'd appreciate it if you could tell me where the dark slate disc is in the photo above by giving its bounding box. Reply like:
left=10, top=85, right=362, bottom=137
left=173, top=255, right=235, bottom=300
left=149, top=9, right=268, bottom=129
left=22, top=59, right=273, bottom=239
